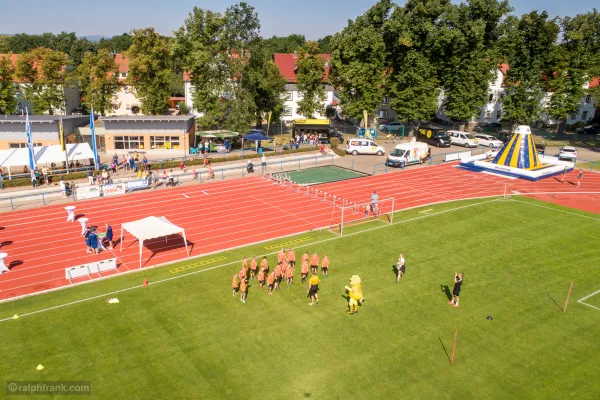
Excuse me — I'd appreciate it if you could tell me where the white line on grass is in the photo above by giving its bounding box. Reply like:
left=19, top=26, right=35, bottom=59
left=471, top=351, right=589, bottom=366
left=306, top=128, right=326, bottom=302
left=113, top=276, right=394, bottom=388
left=0, top=197, right=504, bottom=323
left=577, top=289, right=600, bottom=312
left=510, top=198, right=600, bottom=222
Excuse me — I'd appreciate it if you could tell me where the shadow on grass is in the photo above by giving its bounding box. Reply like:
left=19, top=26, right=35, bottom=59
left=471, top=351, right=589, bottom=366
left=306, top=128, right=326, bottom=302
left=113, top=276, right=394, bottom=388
left=439, top=337, right=451, bottom=364
left=546, top=292, right=563, bottom=312
left=441, top=284, right=451, bottom=300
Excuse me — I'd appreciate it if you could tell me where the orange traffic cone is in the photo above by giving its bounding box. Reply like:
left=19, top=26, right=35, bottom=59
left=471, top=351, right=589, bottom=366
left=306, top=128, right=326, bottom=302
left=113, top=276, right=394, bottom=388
left=143, top=278, right=148, bottom=287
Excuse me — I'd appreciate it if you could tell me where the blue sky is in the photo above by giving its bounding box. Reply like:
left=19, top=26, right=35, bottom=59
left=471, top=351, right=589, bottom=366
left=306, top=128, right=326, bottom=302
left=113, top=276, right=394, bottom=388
left=1, top=0, right=598, bottom=40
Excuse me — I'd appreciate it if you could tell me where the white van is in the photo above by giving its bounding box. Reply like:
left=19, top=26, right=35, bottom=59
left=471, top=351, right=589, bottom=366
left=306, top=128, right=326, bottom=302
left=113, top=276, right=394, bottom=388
left=386, top=142, right=429, bottom=168
left=346, top=139, right=386, bottom=156
left=449, top=130, right=479, bottom=148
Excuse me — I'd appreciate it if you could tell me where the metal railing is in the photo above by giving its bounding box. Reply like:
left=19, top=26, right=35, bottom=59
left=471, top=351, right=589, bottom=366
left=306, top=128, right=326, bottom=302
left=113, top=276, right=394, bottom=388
left=574, top=159, right=600, bottom=172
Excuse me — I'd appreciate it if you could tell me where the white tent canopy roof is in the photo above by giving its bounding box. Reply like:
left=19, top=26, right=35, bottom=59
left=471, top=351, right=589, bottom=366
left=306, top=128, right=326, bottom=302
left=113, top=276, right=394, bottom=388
left=0, top=143, right=94, bottom=168
left=120, top=216, right=190, bottom=268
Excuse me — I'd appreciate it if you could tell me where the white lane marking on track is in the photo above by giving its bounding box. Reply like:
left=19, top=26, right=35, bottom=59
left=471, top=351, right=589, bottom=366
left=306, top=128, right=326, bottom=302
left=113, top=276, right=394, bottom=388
left=201, top=191, right=208, bottom=195
left=418, top=209, right=433, bottom=214
left=183, top=194, right=190, bottom=198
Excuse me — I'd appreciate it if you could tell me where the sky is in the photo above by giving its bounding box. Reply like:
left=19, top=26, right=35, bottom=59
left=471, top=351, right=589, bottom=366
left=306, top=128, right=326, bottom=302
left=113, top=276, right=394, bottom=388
left=0, top=0, right=598, bottom=40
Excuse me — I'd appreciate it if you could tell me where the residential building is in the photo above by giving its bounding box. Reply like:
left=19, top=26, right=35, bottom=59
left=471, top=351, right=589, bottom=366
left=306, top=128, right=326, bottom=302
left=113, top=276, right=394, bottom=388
left=273, top=53, right=334, bottom=122
left=183, top=71, right=199, bottom=116
left=110, top=54, right=142, bottom=116
left=0, top=54, right=81, bottom=115
left=82, top=116, right=196, bottom=157
left=0, top=115, right=89, bottom=150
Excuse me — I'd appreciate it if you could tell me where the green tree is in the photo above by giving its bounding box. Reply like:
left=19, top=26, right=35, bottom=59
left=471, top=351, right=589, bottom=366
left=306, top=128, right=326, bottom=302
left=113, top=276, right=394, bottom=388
left=545, top=11, right=600, bottom=132
left=296, top=41, right=326, bottom=118
left=126, top=28, right=172, bottom=115
left=0, top=55, right=18, bottom=114
left=262, top=34, right=305, bottom=55
left=330, top=0, right=391, bottom=124
left=76, top=49, right=120, bottom=115
left=0, top=35, right=9, bottom=53
left=16, top=48, right=71, bottom=114
left=317, top=35, right=333, bottom=53
left=98, top=33, right=134, bottom=53
left=178, top=101, right=190, bottom=115
left=501, top=12, right=559, bottom=125
left=437, top=0, right=512, bottom=124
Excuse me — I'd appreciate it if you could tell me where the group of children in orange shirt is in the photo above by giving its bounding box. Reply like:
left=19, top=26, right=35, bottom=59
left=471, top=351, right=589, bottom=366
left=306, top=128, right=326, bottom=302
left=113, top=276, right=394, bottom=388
left=231, top=248, right=330, bottom=303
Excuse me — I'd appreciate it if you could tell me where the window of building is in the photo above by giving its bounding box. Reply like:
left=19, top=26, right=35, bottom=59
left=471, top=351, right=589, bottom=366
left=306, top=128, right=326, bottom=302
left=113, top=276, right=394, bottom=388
left=569, top=113, right=577, bottom=120
left=124, top=86, right=130, bottom=94
left=582, top=111, right=588, bottom=120
left=150, top=136, right=181, bottom=150
left=585, top=95, right=591, bottom=103
left=9, top=143, right=42, bottom=149
left=488, top=93, right=494, bottom=103
left=496, top=110, right=502, bottom=119
left=485, top=110, right=491, bottom=119
left=383, top=96, right=391, bottom=104
left=120, top=72, right=127, bottom=78
left=379, top=110, right=388, bottom=118
left=114, top=136, right=144, bottom=150
left=283, top=107, right=293, bottom=116
left=283, top=92, right=293, bottom=101
left=125, top=104, right=131, bottom=110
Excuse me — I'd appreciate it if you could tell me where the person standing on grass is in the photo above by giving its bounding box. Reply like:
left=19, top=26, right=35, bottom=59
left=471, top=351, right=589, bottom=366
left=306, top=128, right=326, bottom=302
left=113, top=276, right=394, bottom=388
left=105, top=223, right=114, bottom=250
left=261, top=256, right=269, bottom=275
left=321, top=255, right=329, bottom=277
left=286, top=264, right=294, bottom=287
left=396, top=254, right=405, bottom=283
left=274, top=263, right=283, bottom=291
left=302, top=251, right=309, bottom=268
left=448, top=272, right=463, bottom=308
left=250, top=257, right=258, bottom=280
left=239, top=263, right=247, bottom=283
left=277, top=249, right=286, bottom=265
left=240, top=278, right=247, bottom=303
left=287, top=248, right=296, bottom=268
left=267, top=271, right=276, bottom=295
left=301, top=259, right=309, bottom=283
left=232, top=273, right=239, bottom=296
left=560, top=166, right=568, bottom=183
left=258, top=268, right=266, bottom=290
left=307, top=273, right=320, bottom=306
left=577, top=169, right=583, bottom=187
left=310, top=252, right=319, bottom=275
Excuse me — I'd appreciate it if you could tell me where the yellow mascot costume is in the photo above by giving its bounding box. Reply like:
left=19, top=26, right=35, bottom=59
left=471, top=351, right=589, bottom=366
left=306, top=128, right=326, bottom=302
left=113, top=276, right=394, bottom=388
left=345, top=275, right=364, bottom=314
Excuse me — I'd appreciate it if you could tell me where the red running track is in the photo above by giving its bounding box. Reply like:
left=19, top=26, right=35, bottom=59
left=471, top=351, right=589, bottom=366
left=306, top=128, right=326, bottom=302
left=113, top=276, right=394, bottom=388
left=0, top=164, right=598, bottom=301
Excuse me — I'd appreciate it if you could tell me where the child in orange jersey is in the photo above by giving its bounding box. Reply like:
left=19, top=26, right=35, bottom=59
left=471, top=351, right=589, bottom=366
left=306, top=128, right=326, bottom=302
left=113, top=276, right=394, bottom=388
left=277, top=249, right=286, bottom=264
left=267, top=271, right=276, bottom=295
left=321, top=255, right=329, bottom=277
left=260, top=256, right=269, bottom=275
left=301, top=259, right=309, bottom=283
left=250, top=257, right=258, bottom=280
left=274, top=262, right=283, bottom=291
left=232, top=273, right=239, bottom=296
left=302, top=251, right=309, bottom=266
left=242, top=257, right=248, bottom=272
left=310, top=252, right=320, bottom=275
left=240, top=278, right=247, bottom=303
left=258, top=268, right=266, bottom=290
left=239, top=265, right=247, bottom=283
left=286, top=264, right=294, bottom=287
left=287, top=248, right=296, bottom=268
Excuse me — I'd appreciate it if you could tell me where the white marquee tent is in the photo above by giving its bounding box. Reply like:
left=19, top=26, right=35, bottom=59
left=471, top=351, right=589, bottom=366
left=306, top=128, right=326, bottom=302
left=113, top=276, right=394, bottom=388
left=119, top=216, right=190, bottom=268
left=0, top=143, right=94, bottom=174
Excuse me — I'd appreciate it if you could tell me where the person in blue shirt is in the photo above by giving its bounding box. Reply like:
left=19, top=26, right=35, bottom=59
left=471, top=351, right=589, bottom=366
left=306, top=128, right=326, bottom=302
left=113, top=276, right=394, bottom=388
left=224, top=139, right=230, bottom=153
left=105, top=223, right=114, bottom=250
left=88, top=229, right=99, bottom=254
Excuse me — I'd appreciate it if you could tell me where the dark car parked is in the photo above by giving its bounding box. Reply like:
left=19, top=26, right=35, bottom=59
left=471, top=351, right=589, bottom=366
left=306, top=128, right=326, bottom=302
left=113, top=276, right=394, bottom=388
left=575, top=125, right=600, bottom=135
left=318, top=129, right=345, bottom=144
left=474, top=122, right=503, bottom=133
left=416, top=127, right=452, bottom=147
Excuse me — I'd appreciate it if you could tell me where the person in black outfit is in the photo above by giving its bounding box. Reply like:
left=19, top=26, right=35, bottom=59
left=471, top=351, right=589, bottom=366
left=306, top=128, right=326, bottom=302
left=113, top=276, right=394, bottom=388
left=448, top=272, right=463, bottom=308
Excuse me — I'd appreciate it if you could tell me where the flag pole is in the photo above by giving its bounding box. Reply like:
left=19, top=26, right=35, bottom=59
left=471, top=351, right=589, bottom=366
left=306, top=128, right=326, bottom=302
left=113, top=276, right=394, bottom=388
left=90, top=105, right=99, bottom=170
left=25, top=108, right=35, bottom=173
left=61, top=104, right=69, bottom=173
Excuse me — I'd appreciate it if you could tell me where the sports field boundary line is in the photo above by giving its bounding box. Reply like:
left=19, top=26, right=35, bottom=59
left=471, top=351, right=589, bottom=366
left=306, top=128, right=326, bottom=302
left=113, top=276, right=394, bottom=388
left=577, top=289, right=600, bottom=312
left=0, top=197, right=505, bottom=321
left=509, top=198, right=600, bottom=221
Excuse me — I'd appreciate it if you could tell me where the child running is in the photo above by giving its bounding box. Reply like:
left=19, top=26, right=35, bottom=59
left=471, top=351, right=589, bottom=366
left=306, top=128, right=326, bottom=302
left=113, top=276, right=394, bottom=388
left=240, top=278, right=247, bottom=303
left=258, top=268, right=266, bottom=290
left=321, top=255, right=329, bottom=277
left=267, top=271, right=276, bottom=295
left=301, top=259, right=309, bottom=283
left=310, top=252, right=320, bottom=275
left=250, top=257, right=258, bottom=280
left=232, top=273, right=239, bottom=296
left=396, top=254, right=406, bottom=283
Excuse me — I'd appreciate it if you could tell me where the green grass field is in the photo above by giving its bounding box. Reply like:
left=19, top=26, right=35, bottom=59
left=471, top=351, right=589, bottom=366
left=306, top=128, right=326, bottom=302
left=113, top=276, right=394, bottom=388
left=0, top=197, right=599, bottom=400
left=288, top=165, right=366, bottom=185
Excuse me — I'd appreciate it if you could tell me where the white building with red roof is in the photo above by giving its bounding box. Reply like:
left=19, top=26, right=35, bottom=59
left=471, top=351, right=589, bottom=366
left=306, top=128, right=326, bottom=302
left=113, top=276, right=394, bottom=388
left=111, top=53, right=142, bottom=116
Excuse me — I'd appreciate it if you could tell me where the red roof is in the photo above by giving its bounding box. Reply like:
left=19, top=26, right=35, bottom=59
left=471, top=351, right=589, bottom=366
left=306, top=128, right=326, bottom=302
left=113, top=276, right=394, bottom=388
left=114, top=54, right=128, bottom=73
left=0, top=54, right=19, bottom=68
left=499, top=64, right=509, bottom=75
left=183, top=71, right=190, bottom=81
left=590, top=77, right=599, bottom=88
left=273, top=53, right=331, bottom=83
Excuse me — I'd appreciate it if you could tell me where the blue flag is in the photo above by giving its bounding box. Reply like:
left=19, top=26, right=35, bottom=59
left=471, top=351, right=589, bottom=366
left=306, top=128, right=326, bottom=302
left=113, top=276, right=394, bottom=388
left=90, top=106, right=99, bottom=168
left=25, top=108, right=35, bottom=171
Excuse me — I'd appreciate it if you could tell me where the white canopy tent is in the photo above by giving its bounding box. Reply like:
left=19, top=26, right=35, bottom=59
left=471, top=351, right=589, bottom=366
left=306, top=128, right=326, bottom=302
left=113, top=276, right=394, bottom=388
left=0, top=143, right=95, bottom=176
left=119, top=216, right=190, bottom=268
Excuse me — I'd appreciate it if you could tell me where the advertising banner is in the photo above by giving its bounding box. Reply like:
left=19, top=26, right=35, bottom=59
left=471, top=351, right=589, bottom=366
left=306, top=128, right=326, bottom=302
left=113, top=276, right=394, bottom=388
left=127, top=180, right=149, bottom=191
left=77, top=186, right=101, bottom=200
left=102, top=183, right=126, bottom=197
